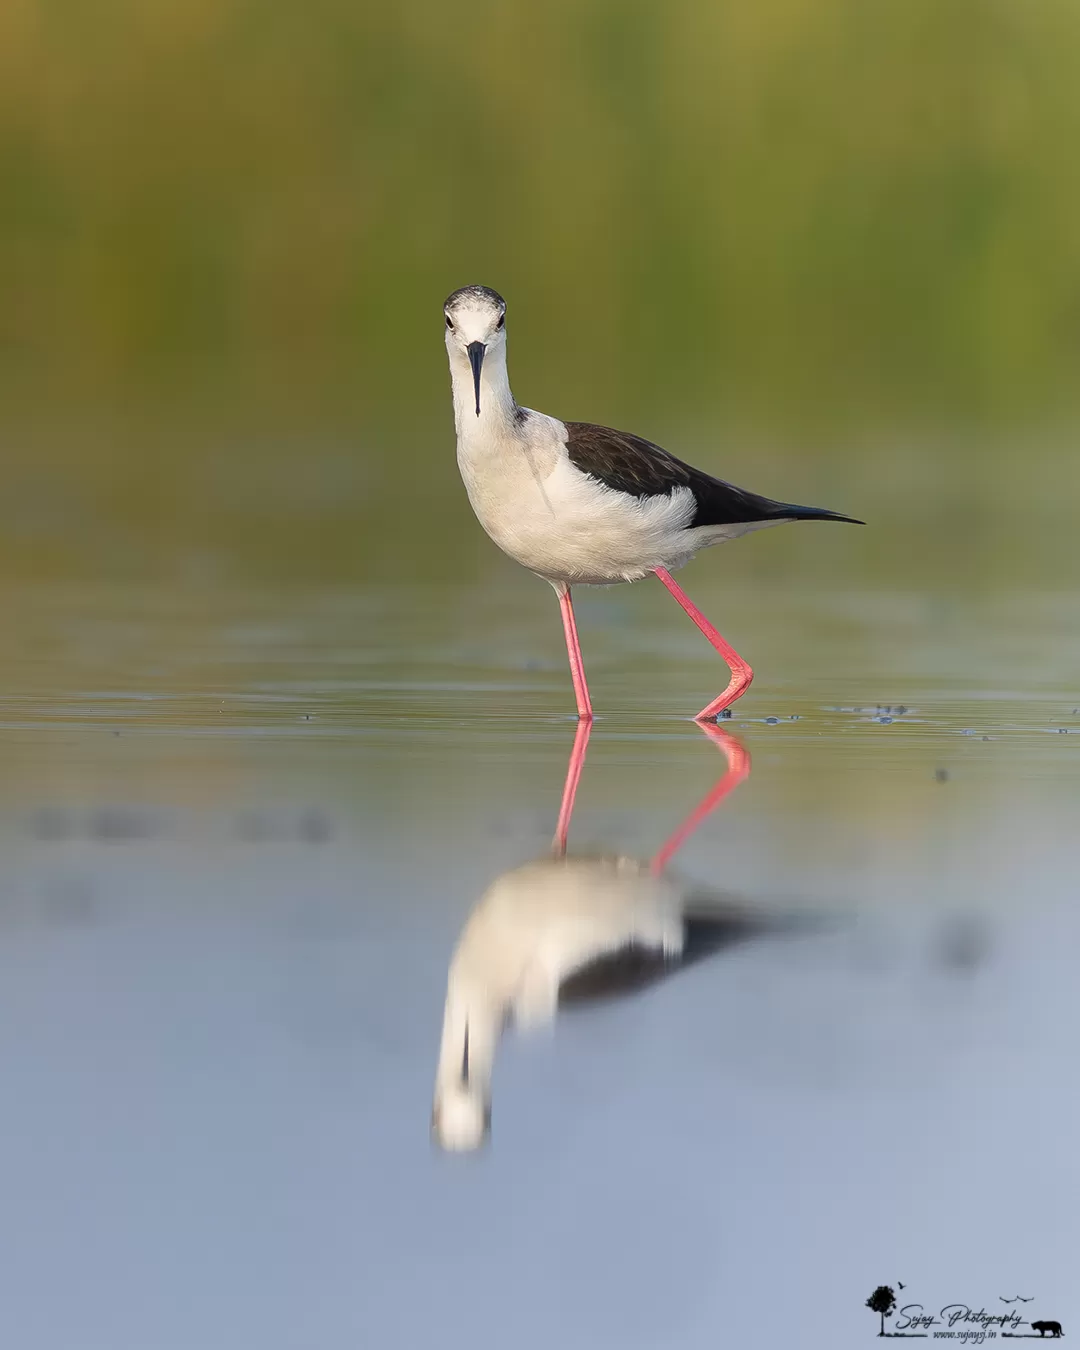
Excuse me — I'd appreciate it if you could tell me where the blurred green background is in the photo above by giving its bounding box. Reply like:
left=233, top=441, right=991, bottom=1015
left=2, top=0, right=1078, bottom=586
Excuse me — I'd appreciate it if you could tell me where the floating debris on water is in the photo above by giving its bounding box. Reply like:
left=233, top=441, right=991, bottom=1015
left=828, top=704, right=916, bottom=717
left=89, top=806, right=162, bottom=841
left=236, top=808, right=335, bottom=842
left=937, top=913, right=991, bottom=972
left=297, top=808, right=334, bottom=843
left=934, top=768, right=949, bottom=783
left=30, top=806, right=164, bottom=842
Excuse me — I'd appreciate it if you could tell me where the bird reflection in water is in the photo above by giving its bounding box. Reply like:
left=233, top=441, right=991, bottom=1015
left=432, top=721, right=767, bottom=1152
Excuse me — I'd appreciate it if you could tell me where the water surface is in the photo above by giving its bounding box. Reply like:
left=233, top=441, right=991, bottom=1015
left=0, top=576, right=1076, bottom=1349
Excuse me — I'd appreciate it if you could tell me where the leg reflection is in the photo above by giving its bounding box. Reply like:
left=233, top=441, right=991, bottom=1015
left=551, top=716, right=593, bottom=857
left=650, top=725, right=751, bottom=875
left=549, top=717, right=750, bottom=866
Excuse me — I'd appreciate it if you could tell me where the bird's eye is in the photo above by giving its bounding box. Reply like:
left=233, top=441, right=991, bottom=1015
left=496, top=313, right=505, bottom=330
left=445, top=314, right=454, bottom=330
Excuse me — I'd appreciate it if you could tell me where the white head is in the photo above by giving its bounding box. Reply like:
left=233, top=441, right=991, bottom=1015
left=443, top=285, right=508, bottom=417
left=431, top=1081, right=490, bottom=1152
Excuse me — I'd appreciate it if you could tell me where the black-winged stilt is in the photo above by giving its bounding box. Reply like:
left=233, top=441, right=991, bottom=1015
left=444, top=284, right=863, bottom=720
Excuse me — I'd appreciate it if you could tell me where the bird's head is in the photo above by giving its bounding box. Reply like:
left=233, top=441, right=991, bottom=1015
left=443, top=285, right=507, bottom=416
left=431, top=1081, right=490, bottom=1152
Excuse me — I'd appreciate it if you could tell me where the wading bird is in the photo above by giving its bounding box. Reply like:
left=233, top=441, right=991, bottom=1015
left=444, top=285, right=862, bottom=721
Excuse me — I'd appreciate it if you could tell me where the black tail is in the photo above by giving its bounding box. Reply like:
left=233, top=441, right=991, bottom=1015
left=686, top=465, right=865, bottom=529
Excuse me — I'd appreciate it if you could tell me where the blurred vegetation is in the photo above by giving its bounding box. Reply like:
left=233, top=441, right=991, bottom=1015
left=1, top=0, right=1079, bottom=582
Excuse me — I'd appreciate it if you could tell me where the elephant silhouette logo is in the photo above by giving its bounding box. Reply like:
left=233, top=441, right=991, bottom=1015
left=1030, top=1323, right=1064, bottom=1339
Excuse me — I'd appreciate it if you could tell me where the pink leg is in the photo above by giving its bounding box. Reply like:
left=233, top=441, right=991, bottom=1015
left=551, top=717, right=593, bottom=856
left=650, top=724, right=751, bottom=874
left=555, top=583, right=594, bottom=720
left=653, top=567, right=753, bottom=721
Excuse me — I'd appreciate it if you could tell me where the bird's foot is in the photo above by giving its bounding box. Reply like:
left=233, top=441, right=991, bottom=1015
left=694, top=670, right=753, bottom=722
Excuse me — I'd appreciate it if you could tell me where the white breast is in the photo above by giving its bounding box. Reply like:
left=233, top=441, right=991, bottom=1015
left=457, top=411, right=703, bottom=585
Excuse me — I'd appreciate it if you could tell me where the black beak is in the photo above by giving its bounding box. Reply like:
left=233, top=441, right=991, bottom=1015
left=466, top=341, right=485, bottom=416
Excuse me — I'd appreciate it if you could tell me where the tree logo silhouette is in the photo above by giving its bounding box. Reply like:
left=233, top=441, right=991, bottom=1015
left=866, top=1286, right=897, bottom=1337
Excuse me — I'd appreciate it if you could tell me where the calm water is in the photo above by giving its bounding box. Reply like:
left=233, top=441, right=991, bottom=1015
left=1, top=573, right=1077, bottom=1348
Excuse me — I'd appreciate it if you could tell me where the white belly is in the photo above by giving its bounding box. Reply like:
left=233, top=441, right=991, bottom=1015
left=460, top=451, right=702, bottom=585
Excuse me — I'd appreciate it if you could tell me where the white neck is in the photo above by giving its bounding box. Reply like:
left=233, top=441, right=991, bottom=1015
left=434, top=982, right=499, bottom=1106
left=448, top=342, right=519, bottom=444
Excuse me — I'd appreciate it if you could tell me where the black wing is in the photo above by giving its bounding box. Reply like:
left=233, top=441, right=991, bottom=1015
left=557, top=898, right=764, bottom=1006
left=556, top=898, right=824, bottom=1006
left=563, top=422, right=863, bottom=528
